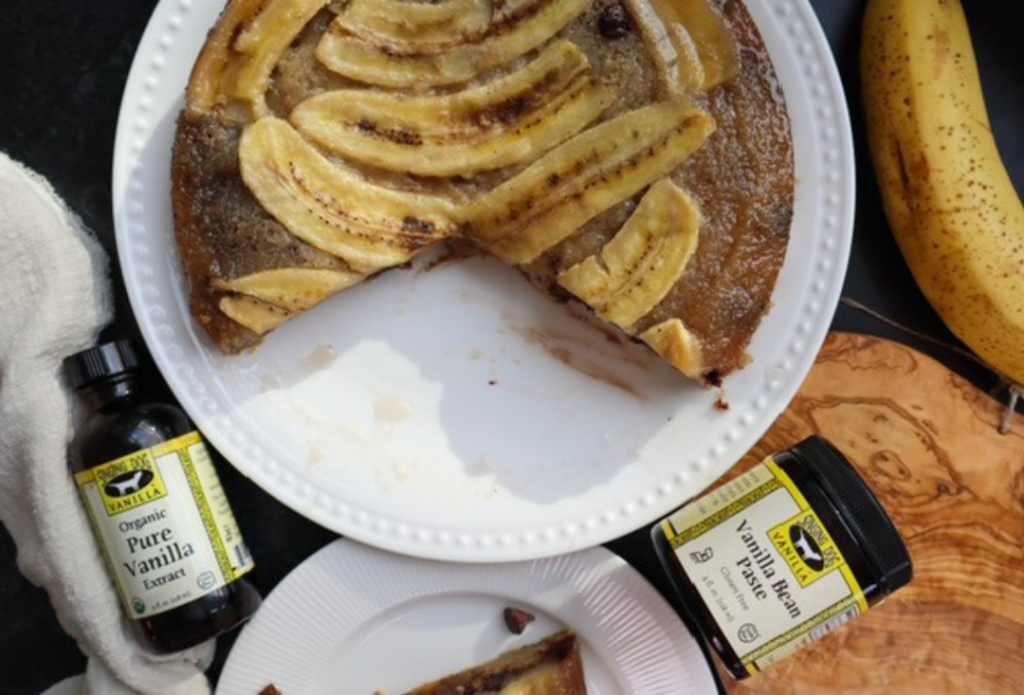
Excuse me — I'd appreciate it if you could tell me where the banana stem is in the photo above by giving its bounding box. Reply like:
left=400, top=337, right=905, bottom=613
left=840, top=297, right=1023, bottom=435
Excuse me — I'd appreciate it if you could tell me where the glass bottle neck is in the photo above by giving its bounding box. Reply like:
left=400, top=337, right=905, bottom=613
left=76, top=373, right=140, bottom=411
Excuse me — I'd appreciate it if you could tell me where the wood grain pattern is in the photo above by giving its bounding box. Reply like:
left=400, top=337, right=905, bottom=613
left=718, top=332, right=1024, bottom=694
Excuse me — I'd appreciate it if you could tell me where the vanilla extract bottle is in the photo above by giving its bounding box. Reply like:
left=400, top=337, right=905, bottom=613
left=65, top=339, right=260, bottom=653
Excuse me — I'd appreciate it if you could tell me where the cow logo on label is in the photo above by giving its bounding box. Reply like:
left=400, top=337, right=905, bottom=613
left=789, top=525, right=825, bottom=571
left=771, top=510, right=841, bottom=587
left=104, top=470, right=154, bottom=498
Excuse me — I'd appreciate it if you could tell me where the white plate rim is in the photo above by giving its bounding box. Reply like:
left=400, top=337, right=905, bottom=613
left=214, top=538, right=719, bottom=695
left=111, top=0, right=855, bottom=562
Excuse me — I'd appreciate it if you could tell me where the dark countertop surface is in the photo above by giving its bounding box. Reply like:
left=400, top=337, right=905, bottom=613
left=1, top=1, right=1021, bottom=692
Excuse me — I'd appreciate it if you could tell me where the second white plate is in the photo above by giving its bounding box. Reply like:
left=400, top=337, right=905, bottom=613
left=215, top=539, right=718, bottom=695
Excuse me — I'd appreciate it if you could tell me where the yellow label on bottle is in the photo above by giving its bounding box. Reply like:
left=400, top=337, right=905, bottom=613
left=83, top=445, right=169, bottom=516
left=75, top=432, right=254, bottom=619
left=661, top=456, right=868, bottom=675
left=769, top=509, right=843, bottom=588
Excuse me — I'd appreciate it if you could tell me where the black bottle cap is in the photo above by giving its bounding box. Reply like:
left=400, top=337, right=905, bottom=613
left=63, top=339, right=141, bottom=389
left=790, top=436, right=913, bottom=594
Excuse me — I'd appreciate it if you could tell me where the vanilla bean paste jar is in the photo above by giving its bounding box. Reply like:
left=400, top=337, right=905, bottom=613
left=652, top=436, right=912, bottom=679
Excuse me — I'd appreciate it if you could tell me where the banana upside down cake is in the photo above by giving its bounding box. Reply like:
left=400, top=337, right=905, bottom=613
left=171, top=0, right=793, bottom=384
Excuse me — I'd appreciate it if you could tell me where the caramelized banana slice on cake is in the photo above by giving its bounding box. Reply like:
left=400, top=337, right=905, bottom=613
left=646, top=0, right=739, bottom=91
left=336, top=0, right=492, bottom=54
left=315, top=0, right=591, bottom=88
left=213, top=267, right=365, bottom=312
left=666, top=23, right=708, bottom=94
left=623, top=0, right=703, bottom=95
left=639, top=318, right=703, bottom=378
left=291, top=40, right=615, bottom=176
left=558, top=179, right=700, bottom=330
left=464, top=102, right=715, bottom=264
left=187, top=0, right=329, bottom=121
left=295, top=39, right=593, bottom=139
left=218, top=295, right=293, bottom=336
left=239, top=118, right=459, bottom=273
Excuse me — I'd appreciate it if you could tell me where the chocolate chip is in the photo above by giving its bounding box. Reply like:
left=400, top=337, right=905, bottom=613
left=503, top=606, right=536, bottom=634
left=598, top=3, right=632, bottom=39
left=704, top=370, right=723, bottom=388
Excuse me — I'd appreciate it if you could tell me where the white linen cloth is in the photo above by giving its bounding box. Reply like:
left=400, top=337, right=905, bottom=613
left=0, top=152, right=213, bottom=694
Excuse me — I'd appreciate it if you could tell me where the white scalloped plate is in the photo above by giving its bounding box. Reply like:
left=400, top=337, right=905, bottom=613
left=215, top=539, right=717, bottom=694
left=112, top=0, right=854, bottom=561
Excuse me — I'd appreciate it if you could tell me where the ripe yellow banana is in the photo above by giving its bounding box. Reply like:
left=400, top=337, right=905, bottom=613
left=861, top=0, right=1024, bottom=385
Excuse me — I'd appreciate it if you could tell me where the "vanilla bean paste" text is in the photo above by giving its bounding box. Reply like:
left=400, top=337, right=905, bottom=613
left=735, top=518, right=800, bottom=619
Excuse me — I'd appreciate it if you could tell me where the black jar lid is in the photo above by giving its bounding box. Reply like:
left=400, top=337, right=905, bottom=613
left=63, top=339, right=141, bottom=389
left=789, top=436, right=913, bottom=594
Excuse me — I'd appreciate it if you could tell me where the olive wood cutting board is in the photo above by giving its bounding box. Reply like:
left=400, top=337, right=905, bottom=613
left=716, top=332, right=1024, bottom=694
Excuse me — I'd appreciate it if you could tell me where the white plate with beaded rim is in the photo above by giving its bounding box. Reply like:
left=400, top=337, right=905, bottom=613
left=111, top=0, right=854, bottom=561
left=215, top=539, right=718, bottom=694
